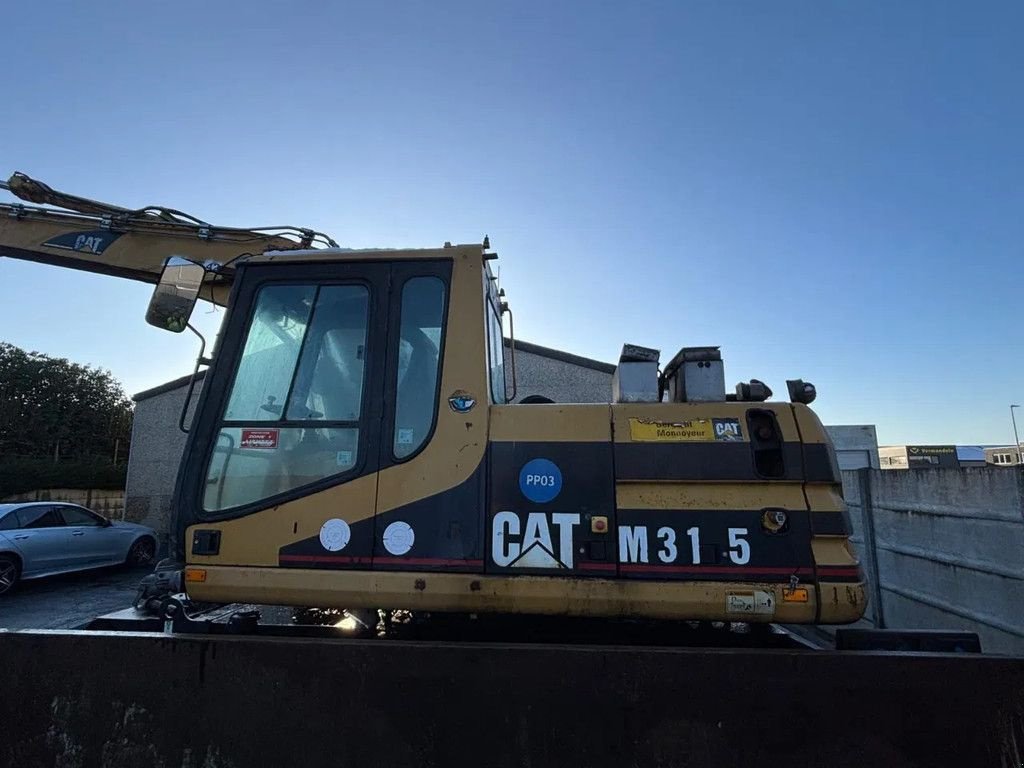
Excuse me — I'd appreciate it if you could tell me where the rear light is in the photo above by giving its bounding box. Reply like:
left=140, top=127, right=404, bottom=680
left=184, top=568, right=207, bottom=583
left=761, top=509, right=788, bottom=533
left=747, top=409, right=785, bottom=478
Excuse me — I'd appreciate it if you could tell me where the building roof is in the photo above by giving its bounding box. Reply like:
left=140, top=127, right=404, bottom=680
left=134, top=339, right=616, bottom=402
left=133, top=371, right=208, bottom=402
left=503, top=338, right=616, bottom=374
left=956, top=446, right=986, bottom=462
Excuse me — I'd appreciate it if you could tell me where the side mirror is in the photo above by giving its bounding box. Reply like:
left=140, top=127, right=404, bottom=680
left=146, top=257, right=205, bottom=333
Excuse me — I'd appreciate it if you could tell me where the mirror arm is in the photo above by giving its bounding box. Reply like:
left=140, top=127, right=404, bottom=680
left=178, top=324, right=208, bottom=434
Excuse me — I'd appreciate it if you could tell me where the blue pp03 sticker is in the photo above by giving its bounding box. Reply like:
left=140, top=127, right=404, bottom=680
left=519, top=458, right=563, bottom=504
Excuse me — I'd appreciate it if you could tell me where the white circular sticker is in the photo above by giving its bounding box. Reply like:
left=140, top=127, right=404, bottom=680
left=382, top=521, right=415, bottom=556
left=319, top=519, right=351, bottom=552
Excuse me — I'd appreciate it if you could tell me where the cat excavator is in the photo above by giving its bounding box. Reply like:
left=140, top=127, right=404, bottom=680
left=1, top=172, right=1020, bottom=768
left=0, top=171, right=863, bottom=624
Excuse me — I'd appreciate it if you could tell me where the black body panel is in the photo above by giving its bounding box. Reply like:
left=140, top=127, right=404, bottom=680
left=614, top=441, right=838, bottom=483
left=486, top=441, right=616, bottom=576
left=279, top=460, right=486, bottom=572
left=616, top=508, right=815, bottom=582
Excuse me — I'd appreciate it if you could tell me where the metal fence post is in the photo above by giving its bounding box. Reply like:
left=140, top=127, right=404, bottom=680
left=857, top=468, right=885, bottom=628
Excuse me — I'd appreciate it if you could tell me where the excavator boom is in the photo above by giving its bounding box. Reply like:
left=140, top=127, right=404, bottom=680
left=0, top=172, right=337, bottom=304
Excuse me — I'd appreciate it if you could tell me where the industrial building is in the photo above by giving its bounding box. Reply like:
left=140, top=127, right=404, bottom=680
left=880, top=444, right=1022, bottom=469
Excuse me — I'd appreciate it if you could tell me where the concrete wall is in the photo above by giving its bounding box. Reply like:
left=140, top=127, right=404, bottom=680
left=123, top=379, right=202, bottom=537
left=4, top=630, right=1023, bottom=768
left=843, top=467, right=1024, bottom=655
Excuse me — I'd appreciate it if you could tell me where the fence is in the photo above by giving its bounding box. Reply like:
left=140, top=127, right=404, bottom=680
left=1, top=488, right=126, bottom=519
left=842, top=467, right=1024, bottom=655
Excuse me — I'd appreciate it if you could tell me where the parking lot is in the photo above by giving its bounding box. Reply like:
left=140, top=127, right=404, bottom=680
left=0, top=565, right=148, bottom=631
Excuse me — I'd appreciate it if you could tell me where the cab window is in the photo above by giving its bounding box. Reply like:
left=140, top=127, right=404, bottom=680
left=205, top=283, right=370, bottom=512
left=487, top=299, right=506, bottom=404
left=393, top=277, right=446, bottom=459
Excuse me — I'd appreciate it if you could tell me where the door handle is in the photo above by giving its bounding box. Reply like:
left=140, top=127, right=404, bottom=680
left=13, top=535, right=29, bottom=540
left=71, top=531, right=85, bottom=536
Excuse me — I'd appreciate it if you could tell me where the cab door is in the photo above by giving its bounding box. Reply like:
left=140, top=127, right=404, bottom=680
left=372, top=262, right=475, bottom=568
left=181, top=261, right=390, bottom=569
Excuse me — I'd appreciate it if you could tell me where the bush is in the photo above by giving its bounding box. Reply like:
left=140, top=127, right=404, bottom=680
left=0, top=457, right=126, bottom=498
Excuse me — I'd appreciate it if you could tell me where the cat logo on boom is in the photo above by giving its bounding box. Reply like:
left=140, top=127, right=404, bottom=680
left=42, top=230, right=121, bottom=255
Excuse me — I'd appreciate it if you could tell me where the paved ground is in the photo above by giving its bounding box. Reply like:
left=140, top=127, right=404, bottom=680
left=0, top=565, right=149, bottom=630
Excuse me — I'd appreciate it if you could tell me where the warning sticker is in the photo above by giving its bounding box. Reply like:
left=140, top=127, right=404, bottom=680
left=240, top=429, right=279, bottom=449
left=726, top=593, right=755, bottom=614
left=629, top=417, right=744, bottom=442
left=726, top=590, right=776, bottom=616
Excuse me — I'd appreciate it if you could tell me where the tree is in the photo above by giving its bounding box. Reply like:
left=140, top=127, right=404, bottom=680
left=0, top=342, right=133, bottom=467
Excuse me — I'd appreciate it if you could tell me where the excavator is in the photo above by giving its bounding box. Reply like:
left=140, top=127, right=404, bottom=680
left=1, top=173, right=1021, bottom=768
left=0, top=171, right=862, bottom=624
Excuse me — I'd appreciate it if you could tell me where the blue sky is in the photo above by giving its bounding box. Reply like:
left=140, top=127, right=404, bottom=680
left=1, top=1, right=1021, bottom=445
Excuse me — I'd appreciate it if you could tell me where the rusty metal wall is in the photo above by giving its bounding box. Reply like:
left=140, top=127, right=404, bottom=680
left=1, top=630, right=1022, bottom=768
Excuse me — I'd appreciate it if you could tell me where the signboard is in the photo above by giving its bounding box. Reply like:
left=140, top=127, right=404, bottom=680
left=240, top=429, right=279, bottom=449
left=906, top=445, right=958, bottom=469
left=629, top=417, right=744, bottom=442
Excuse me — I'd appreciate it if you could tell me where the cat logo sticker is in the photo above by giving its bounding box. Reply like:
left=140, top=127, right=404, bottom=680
left=492, top=511, right=581, bottom=569
left=448, top=390, right=476, bottom=413
left=43, top=230, right=123, bottom=255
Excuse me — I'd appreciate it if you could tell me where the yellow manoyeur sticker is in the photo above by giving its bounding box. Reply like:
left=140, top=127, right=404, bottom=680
left=628, top=417, right=744, bottom=443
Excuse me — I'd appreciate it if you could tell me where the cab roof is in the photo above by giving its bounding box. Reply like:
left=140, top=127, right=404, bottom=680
left=248, top=242, right=488, bottom=265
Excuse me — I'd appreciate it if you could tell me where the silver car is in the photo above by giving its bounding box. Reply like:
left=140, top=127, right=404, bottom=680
left=0, top=502, right=157, bottom=595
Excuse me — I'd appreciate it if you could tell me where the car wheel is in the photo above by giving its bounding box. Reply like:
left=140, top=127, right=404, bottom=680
left=126, top=537, right=156, bottom=566
left=0, top=555, right=20, bottom=596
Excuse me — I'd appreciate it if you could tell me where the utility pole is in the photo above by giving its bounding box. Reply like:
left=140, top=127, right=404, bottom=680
left=1011, top=405, right=1022, bottom=465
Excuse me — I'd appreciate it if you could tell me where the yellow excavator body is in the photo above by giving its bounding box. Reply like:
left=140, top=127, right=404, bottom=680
left=0, top=173, right=865, bottom=624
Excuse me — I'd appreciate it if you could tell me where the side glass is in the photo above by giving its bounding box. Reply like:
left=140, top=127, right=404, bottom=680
left=223, top=285, right=316, bottom=421
left=204, top=283, right=370, bottom=512
left=286, top=286, right=369, bottom=421
left=393, top=277, right=446, bottom=459
left=19, top=507, right=64, bottom=529
left=60, top=506, right=103, bottom=526
left=487, top=301, right=506, bottom=404
left=205, top=426, right=359, bottom=511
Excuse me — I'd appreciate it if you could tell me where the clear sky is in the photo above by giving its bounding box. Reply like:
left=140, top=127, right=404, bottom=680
left=2, top=1, right=1021, bottom=445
